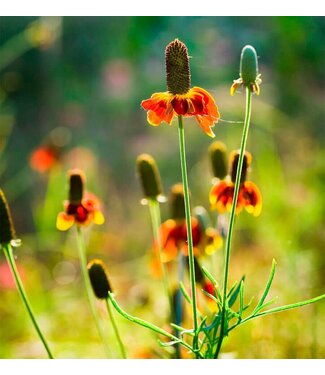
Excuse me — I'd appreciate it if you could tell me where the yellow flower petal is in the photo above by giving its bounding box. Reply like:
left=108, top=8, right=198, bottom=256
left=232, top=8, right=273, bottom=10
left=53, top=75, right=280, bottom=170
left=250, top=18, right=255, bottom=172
left=56, top=212, right=75, bottom=231
left=93, top=210, right=105, bottom=225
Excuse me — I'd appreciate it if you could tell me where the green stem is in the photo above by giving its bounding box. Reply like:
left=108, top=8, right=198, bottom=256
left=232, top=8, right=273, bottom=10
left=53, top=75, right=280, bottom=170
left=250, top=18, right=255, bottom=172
left=177, top=115, right=199, bottom=355
left=105, top=299, right=127, bottom=359
left=76, top=227, right=110, bottom=357
left=108, top=292, right=201, bottom=358
left=148, top=199, right=172, bottom=314
left=214, top=87, right=253, bottom=359
left=3, top=244, right=53, bottom=359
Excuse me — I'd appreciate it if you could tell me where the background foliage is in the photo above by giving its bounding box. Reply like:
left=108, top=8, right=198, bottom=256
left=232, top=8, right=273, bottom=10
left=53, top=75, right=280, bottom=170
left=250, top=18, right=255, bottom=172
left=0, top=16, right=324, bottom=358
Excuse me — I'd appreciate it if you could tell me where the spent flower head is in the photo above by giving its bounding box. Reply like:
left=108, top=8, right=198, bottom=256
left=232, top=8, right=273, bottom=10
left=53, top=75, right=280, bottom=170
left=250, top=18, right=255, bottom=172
left=230, top=45, right=262, bottom=96
left=141, top=39, right=220, bottom=137
left=87, top=259, right=113, bottom=299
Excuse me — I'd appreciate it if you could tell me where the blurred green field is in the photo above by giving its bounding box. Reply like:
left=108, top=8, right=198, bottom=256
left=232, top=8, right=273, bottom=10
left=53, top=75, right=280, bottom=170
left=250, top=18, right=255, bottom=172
left=0, top=16, right=324, bottom=359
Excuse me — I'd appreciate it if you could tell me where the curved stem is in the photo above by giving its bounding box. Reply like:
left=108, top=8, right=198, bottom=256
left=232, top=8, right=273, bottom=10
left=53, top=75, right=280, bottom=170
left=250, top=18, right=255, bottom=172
left=214, top=87, right=253, bottom=359
left=105, top=299, right=127, bottom=359
left=108, top=292, right=201, bottom=358
left=148, top=199, right=172, bottom=314
left=76, top=227, right=110, bottom=357
left=177, top=115, right=199, bottom=355
left=3, top=244, right=54, bottom=359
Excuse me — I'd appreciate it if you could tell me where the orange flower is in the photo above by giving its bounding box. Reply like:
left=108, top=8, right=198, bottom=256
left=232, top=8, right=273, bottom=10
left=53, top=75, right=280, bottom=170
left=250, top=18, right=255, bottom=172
left=29, top=145, right=58, bottom=173
left=141, top=39, right=220, bottom=138
left=56, top=170, right=105, bottom=231
left=159, top=217, right=222, bottom=262
left=209, top=180, right=262, bottom=216
left=209, top=150, right=262, bottom=216
left=56, top=193, right=105, bottom=231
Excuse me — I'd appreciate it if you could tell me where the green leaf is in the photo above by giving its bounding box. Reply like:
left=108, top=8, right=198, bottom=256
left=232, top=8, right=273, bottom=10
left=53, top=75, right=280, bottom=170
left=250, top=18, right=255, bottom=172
left=201, top=289, right=222, bottom=310
left=254, top=293, right=325, bottom=318
left=179, top=281, right=191, bottom=304
left=201, top=266, right=218, bottom=287
left=239, top=280, right=245, bottom=318
left=253, top=258, right=277, bottom=314
left=228, top=275, right=246, bottom=308
left=253, top=296, right=278, bottom=314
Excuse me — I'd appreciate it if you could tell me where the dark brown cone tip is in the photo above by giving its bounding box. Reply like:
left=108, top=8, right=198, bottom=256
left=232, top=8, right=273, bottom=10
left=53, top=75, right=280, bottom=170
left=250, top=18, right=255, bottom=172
left=165, top=39, right=191, bottom=95
left=0, top=189, right=16, bottom=245
left=69, top=171, right=84, bottom=204
left=230, top=151, right=252, bottom=184
left=136, top=154, right=163, bottom=199
left=170, top=183, right=186, bottom=220
left=87, top=259, right=113, bottom=299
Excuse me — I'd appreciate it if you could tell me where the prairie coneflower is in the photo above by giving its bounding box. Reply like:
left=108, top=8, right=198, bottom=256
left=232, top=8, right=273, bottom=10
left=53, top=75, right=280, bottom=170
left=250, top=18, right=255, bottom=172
left=141, top=39, right=220, bottom=138
left=209, top=150, right=262, bottom=216
left=56, top=169, right=105, bottom=231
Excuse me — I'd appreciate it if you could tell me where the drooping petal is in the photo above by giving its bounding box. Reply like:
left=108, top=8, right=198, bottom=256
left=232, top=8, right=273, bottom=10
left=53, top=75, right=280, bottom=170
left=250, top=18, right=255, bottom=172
left=242, top=181, right=262, bottom=216
left=171, top=96, right=189, bottom=115
left=56, top=212, right=75, bottom=231
left=141, top=92, right=174, bottom=126
left=92, top=210, right=105, bottom=225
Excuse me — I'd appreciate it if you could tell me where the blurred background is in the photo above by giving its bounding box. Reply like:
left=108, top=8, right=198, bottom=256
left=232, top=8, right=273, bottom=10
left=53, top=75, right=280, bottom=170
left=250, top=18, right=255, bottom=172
left=0, top=16, right=324, bottom=359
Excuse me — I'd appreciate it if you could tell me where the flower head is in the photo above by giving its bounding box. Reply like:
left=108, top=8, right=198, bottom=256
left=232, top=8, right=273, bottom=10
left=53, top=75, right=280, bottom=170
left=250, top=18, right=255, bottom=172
left=209, top=150, right=262, bottom=216
left=56, top=169, right=105, bottom=231
left=230, top=45, right=262, bottom=96
left=141, top=39, right=220, bottom=137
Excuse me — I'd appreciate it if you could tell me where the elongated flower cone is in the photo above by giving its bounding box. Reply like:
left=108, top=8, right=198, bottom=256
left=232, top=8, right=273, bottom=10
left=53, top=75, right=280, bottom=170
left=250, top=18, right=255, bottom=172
left=0, top=189, right=16, bottom=246
left=87, top=259, right=113, bottom=299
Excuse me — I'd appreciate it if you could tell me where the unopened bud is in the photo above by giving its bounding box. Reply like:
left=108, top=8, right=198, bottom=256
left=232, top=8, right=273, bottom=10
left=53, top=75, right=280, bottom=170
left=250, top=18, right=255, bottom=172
left=0, top=189, right=16, bottom=245
left=208, top=141, right=227, bottom=180
left=165, top=39, right=191, bottom=95
left=136, top=154, right=163, bottom=200
left=87, top=259, right=113, bottom=299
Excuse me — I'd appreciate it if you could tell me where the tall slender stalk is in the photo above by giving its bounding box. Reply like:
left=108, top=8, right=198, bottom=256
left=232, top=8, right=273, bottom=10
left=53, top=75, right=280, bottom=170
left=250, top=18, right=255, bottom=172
left=3, top=244, right=53, bottom=359
left=147, top=199, right=172, bottom=314
left=214, top=87, right=253, bottom=358
left=76, top=227, right=110, bottom=357
left=105, top=299, right=127, bottom=359
left=177, top=114, right=199, bottom=354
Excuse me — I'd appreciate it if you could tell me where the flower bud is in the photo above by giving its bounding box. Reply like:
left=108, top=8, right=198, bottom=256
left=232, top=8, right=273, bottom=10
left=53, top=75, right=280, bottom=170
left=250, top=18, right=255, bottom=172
left=0, top=189, right=16, bottom=245
left=208, top=141, right=227, bottom=180
left=68, top=169, right=85, bottom=205
left=165, top=39, right=191, bottom=95
left=230, top=150, right=252, bottom=184
left=170, top=183, right=185, bottom=220
left=136, top=154, right=163, bottom=201
left=240, top=45, right=259, bottom=88
left=87, top=259, right=113, bottom=299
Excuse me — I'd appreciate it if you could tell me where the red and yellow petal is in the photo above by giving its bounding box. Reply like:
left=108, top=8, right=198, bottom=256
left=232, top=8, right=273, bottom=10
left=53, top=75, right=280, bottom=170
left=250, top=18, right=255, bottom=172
left=92, top=210, right=105, bottom=225
left=242, top=181, right=262, bottom=216
left=56, top=212, right=75, bottom=231
left=141, top=92, right=175, bottom=126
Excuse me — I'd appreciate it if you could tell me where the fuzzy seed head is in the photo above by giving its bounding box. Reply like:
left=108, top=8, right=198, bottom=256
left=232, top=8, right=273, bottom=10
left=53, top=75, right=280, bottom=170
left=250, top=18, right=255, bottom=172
left=0, top=189, right=16, bottom=245
left=165, top=39, right=191, bottom=95
left=87, top=259, right=113, bottom=299
left=136, top=154, right=163, bottom=200
left=208, top=141, right=228, bottom=180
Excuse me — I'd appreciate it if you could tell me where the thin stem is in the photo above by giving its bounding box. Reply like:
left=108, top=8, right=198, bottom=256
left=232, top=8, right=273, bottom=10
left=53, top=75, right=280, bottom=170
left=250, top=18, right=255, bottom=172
left=108, top=292, right=202, bottom=358
left=177, top=115, right=199, bottom=355
left=3, top=244, right=53, bottom=359
left=148, top=199, right=172, bottom=314
left=105, top=299, right=127, bottom=359
left=214, top=87, right=253, bottom=359
left=76, top=227, right=110, bottom=357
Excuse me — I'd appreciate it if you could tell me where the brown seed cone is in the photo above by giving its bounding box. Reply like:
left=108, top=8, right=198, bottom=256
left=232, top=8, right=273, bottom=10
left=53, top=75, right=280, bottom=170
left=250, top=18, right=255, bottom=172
left=165, top=39, right=191, bottom=95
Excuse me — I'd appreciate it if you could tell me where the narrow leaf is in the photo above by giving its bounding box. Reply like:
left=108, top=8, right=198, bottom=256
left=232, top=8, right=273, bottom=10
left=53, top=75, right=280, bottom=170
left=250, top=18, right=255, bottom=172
left=228, top=275, right=246, bottom=307
left=253, top=258, right=277, bottom=314
left=179, top=281, right=191, bottom=304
